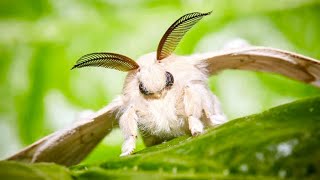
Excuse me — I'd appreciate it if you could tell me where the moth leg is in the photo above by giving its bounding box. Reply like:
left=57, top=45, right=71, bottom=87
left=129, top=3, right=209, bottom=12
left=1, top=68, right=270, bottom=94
left=119, top=105, right=138, bottom=156
left=183, top=85, right=204, bottom=136
left=202, top=89, right=227, bottom=126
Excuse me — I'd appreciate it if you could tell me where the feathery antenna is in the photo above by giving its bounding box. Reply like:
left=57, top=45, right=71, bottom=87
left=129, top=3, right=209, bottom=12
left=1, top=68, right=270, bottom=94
left=157, top=11, right=212, bottom=60
left=71, top=52, right=139, bottom=72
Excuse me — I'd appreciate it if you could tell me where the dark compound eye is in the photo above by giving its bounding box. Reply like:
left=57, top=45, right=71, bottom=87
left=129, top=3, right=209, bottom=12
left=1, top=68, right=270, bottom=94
left=165, top=71, right=174, bottom=87
left=139, top=82, right=151, bottom=95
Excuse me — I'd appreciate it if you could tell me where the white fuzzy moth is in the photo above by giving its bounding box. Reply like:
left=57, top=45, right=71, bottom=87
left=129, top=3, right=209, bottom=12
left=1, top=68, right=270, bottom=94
left=7, top=12, right=320, bottom=166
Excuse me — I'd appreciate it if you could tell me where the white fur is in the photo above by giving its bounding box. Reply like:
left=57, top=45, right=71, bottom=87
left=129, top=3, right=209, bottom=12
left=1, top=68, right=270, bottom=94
left=188, top=116, right=204, bottom=136
left=119, top=105, right=138, bottom=156
left=119, top=52, right=227, bottom=155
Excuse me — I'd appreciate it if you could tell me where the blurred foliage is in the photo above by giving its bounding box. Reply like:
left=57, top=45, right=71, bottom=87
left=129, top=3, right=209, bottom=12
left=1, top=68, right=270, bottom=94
left=1, top=0, right=320, bottom=164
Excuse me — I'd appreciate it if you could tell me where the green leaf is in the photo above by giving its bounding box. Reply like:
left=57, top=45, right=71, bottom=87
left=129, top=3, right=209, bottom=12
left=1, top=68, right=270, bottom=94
left=0, top=161, right=72, bottom=180
left=2, top=97, right=320, bottom=179
left=71, top=96, right=320, bottom=179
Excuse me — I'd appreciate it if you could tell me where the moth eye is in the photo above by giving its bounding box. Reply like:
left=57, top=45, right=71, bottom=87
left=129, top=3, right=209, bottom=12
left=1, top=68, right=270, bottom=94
left=139, top=82, right=150, bottom=95
left=165, top=72, right=174, bottom=87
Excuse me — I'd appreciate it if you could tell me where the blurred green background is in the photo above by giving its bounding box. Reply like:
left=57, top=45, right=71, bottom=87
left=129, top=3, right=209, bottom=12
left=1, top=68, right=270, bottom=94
left=1, top=0, right=320, bottom=164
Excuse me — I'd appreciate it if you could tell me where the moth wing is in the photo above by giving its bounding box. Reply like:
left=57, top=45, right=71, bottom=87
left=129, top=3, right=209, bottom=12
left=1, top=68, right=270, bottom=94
left=7, top=96, right=123, bottom=166
left=194, top=46, right=320, bottom=87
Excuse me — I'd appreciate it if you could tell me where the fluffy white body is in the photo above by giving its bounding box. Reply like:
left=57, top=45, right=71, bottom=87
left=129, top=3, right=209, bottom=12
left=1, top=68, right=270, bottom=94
left=118, top=52, right=227, bottom=156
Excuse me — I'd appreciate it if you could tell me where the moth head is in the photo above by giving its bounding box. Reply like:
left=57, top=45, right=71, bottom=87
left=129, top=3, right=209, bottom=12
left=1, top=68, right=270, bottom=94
left=71, top=11, right=211, bottom=98
left=136, top=53, right=174, bottom=96
left=138, top=70, right=174, bottom=97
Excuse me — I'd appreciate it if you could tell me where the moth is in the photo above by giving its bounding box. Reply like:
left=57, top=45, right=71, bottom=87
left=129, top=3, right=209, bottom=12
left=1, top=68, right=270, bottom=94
left=8, top=12, right=320, bottom=166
